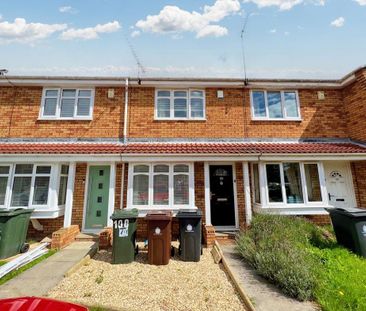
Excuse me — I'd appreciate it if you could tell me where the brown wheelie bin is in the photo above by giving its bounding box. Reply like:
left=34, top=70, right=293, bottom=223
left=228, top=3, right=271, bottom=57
left=146, top=211, right=172, bottom=265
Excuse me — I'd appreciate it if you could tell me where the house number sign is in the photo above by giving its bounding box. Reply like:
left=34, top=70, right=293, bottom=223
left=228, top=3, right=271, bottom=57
left=114, top=219, right=129, bottom=238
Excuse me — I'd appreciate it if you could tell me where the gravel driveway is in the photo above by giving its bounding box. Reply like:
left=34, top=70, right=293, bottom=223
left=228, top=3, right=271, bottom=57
left=48, top=243, right=246, bottom=311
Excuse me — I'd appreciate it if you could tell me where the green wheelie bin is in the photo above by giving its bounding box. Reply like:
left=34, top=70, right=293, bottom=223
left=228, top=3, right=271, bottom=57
left=176, top=209, right=202, bottom=262
left=326, top=207, right=366, bottom=257
left=111, top=208, right=139, bottom=264
left=0, top=208, right=34, bottom=259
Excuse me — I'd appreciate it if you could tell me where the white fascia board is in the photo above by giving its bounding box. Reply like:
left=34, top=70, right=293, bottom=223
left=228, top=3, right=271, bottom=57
left=259, top=153, right=366, bottom=161
left=248, top=81, right=343, bottom=90
left=0, top=79, right=125, bottom=87
left=129, top=80, right=245, bottom=88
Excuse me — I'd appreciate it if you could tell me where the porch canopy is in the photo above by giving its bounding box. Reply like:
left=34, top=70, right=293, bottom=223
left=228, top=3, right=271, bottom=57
left=0, top=141, right=364, bottom=161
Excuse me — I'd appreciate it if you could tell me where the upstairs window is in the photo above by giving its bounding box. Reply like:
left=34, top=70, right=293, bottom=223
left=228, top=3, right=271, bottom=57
left=251, top=90, right=300, bottom=120
left=40, top=88, right=94, bottom=120
left=155, top=89, right=205, bottom=120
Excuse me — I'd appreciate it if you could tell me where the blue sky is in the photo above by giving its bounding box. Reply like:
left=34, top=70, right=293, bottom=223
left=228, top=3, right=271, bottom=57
left=0, top=0, right=365, bottom=78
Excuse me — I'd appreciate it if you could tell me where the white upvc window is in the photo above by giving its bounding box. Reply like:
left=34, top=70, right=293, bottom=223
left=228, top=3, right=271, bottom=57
left=155, top=89, right=205, bottom=120
left=10, top=164, right=52, bottom=208
left=250, top=90, right=301, bottom=120
left=0, top=166, right=11, bottom=207
left=58, top=164, right=69, bottom=206
left=40, top=88, right=94, bottom=120
left=260, top=161, right=326, bottom=209
left=128, top=163, right=194, bottom=209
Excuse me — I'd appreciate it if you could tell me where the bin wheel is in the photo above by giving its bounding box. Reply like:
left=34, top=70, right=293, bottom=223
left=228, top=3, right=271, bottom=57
left=178, top=246, right=181, bottom=256
left=20, top=243, right=30, bottom=253
left=135, top=245, right=139, bottom=255
left=171, top=246, right=175, bottom=257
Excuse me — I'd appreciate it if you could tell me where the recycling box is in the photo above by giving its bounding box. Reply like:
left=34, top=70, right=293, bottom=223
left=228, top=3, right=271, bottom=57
left=0, top=208, right=33, bottom=259
left=177, top=210, right=202, bottom=262
left=111, top=208, right=139, bottom=264
left=327, top=207, right=366, bottom=258
left=146, top=211, right=172, bottom=265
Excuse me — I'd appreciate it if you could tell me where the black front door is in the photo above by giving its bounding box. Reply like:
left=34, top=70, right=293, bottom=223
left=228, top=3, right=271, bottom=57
left=209, top=165, right=236, bottom=227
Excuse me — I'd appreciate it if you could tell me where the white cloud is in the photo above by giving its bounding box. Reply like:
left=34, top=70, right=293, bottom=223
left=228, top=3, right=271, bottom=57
left=284, top=31, right=290, bottom=35
left=60, top=21, right=121, bottom=40
left=354, top=0, right=366, bottom=5
left=330, top=17, right=345, bottom=28
left=0, top=18, right=66, bottom=44
left=59, top=6, right=77, bottom=14
left=135, top=0, right=240, bottom=38
left=269, top=28, right=276, bottom=33
left=131, top=30, right=140, bottom=38
left=243, top=0, right=325, bottom=11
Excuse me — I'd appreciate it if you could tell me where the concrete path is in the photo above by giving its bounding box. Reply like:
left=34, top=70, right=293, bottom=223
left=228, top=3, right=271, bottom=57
left=0, top=242, right=97, bottom=299
left=220, top=244, right=319, bottom=311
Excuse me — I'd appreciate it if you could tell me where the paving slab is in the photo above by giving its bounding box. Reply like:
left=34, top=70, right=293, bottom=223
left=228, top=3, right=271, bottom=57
left=220, top=244, right=319, bottom=311
left=0, top=241, right=97, bottom=299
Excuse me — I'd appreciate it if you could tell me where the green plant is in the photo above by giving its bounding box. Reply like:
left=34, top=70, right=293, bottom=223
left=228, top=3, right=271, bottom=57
left=236, top=214, right=318, bottom=300
left=95, top=270, right=104, bottom=284
left=313, top=247, right=366, bottom=311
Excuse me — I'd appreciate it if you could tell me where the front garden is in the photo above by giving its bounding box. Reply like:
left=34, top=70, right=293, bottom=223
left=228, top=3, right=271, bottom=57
left=236, top=214, right=366, bottom=311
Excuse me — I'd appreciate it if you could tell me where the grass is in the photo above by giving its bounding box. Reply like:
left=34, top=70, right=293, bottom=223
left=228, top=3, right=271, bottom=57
left=236, top=214, right=366, bottom=310
left=0, top=249, right=57, bottom=285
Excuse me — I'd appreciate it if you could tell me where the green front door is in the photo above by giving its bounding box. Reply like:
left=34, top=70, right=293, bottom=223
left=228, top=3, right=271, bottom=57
left=85, top=165, right=110, bottom=231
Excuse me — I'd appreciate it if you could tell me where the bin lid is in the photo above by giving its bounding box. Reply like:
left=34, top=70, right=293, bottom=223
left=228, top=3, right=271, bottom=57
left=146, top=210, right=172, bottom=220
left=0, top=208, right=34, bottom=217
left=111, top=208, right=139, bottom=220
left=326, top=207, right=366, bottom=217
left=176, top=209, right=202, bottom=218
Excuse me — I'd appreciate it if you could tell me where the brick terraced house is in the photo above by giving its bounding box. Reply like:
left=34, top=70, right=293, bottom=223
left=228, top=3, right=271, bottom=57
left=0, top=66, right=366, bottom=247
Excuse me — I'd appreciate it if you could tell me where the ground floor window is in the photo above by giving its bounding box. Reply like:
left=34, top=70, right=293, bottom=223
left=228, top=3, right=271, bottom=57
left=256, top=161, right=325, bottom=208
left=0, top=163, right=69, bottom=210
left=129, top=163, right=193, bottom=208
left=58, top=164, right=69, bottom=205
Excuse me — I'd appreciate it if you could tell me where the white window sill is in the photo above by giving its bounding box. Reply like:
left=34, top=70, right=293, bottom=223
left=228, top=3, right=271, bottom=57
left=126, top=206, right=198, bottom=217
left=5, top=206, right=65, bottom=219
left=251, top=118, right=302, bottom=122
left=255, top=205, right=331, bottom=215
left=154, top=118, right=206, bottom=122
left=38, top=117, right=93, bottom=121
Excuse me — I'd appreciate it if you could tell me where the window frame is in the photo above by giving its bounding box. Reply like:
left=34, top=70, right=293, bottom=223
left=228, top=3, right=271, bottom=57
left=262, top=162, right=325, bottom=208
left=57, top=164, right=69, bottom=206
left=39, top=87, right=95, bottom=120
left=0, top=165, right=12, bottom=208
left=155, top=89, right=206, bottom=121
left=128, top=163, right=195, bottom=210
left=9, top=164, right=54, bottom=208
left=250, top=90, right=301, bottom=121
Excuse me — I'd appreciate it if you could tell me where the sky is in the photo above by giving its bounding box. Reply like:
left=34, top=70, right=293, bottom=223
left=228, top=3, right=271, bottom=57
left=0, top=0, right=365, bottom=79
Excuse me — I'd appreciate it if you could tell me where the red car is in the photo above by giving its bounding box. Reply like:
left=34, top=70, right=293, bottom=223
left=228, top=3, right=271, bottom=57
left=0, top=297, right=88, bottom=311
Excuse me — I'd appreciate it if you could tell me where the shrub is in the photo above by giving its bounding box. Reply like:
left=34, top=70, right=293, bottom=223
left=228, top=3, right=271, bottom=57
left=236, top=214, right=319, bottom=301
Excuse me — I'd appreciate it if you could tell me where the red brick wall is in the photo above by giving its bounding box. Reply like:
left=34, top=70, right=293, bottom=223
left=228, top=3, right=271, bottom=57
left=115, top=163, right=123, bottom=210
left=351, top=161, right=366, bottom=207
left=27, top=217, right=64, bottom=238
left=343, top=69, right=366, bottom=142
left=127, top=87, right=347, bottom=139
left=0, top=86, right=124, bottom=138
left=71, top=163, right=87, bottom=228
left=194, top=162, right=205, bottom=221
left=235, top=162, right=246, bottom=228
